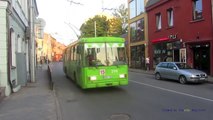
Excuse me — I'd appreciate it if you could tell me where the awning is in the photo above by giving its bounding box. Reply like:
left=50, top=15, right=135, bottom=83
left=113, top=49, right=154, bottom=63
left=151, top=37, right=169, bottom=43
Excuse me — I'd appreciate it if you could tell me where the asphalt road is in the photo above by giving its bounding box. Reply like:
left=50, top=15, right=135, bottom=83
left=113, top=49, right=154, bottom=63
left=51, top=63, right=213, bottom=120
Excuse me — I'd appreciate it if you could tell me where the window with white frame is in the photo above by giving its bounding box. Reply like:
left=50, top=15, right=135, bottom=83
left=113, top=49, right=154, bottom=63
left=156, top=13, right=162, bottom=30
left=167, top=8, right=173, bottom=27
left=192, top=0, right=203, bottom=20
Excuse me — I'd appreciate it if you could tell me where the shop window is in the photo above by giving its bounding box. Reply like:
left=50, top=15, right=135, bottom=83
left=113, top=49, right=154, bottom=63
left=173, top=41, right=181, bottom=49
left=156, top=13, right=162, bottom=30
left=153, top=44, right=162, bottom=67
left=130, top=45, right=145, bottom=69
left=166, top=43, right=173, bottom=50
left=192, top=0, right=202, bottom=20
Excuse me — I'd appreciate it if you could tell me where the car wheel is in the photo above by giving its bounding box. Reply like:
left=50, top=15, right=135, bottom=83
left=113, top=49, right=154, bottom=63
left=179, top=75, right=187, bottom=84
left=155, top=73, right=161, bottom=80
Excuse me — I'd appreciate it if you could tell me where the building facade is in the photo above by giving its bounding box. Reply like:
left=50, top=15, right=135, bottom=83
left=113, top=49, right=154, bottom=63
left=128, top=0, right=149, bottom=70
left=36, top=33, right=52, bottom=64
left=36, top=33, right=67, bottom=64
left=51, top=38, right=66, bottom=62
left=0, top=0, right=38, bottom=96
left=146, top=0, right=213, bottom=75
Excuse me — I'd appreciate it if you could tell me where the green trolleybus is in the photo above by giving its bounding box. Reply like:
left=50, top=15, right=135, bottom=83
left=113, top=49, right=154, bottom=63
left=63, top=37, right=128, bottom=89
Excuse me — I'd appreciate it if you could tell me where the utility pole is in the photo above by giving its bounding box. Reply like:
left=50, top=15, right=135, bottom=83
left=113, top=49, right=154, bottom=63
left=29, top=0, right=35, bottom=82
left=94, top=21, right=97, bottom=37
left=29, top=0, right=38, bottom=82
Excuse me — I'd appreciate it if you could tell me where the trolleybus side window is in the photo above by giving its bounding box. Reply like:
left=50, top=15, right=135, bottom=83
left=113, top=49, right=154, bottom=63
left=76, top=45, right=82, bottom=65
left=67, top=48, right=70, bottom=61
left=69, top=47, right=73, bottom=61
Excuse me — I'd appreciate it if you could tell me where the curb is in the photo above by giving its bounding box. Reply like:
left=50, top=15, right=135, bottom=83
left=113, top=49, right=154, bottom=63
left=0, top=87, right=5, bottom=103
left=129, top=69, right=213, bottom=84
left=207, top=80, right=213, bottom=84
left=48, top=63, right=62, bottom=120
left=48, top=64, right=54, bottom=90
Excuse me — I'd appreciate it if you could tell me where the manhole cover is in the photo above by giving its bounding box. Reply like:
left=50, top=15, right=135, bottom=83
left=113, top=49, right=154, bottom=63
left=109, top=113, right=131, bottom=120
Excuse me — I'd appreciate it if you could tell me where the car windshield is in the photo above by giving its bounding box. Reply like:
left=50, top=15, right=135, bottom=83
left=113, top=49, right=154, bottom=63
left=85, top=43, right=127, bottom=66
left=175, top=63, right=191, bottom=69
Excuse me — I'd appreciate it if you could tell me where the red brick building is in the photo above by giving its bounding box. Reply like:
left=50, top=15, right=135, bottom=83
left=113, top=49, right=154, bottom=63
left=146, top=0, right=213, bottom=75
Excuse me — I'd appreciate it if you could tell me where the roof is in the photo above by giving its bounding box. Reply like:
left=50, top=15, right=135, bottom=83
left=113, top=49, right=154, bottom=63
left=66, top=37, right=125, bottom=47
left=80, top=37, right=124, bottom=43
left=146, top=0, right=160, bottom=8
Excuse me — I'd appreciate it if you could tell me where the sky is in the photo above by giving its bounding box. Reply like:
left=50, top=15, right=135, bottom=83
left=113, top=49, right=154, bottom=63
left=36, top=0, right=127, bottom=45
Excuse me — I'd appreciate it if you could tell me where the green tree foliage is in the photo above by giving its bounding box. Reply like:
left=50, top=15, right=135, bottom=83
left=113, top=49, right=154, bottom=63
left=80, top=15, right=109, bottom=38
left=79, top=4, right=128, bottom=38
left=108, top=17, right=122, bottom=37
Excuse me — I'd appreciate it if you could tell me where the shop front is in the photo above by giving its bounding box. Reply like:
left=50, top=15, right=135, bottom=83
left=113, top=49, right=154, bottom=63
left=152, top=39, right=212, bottom=75
left=152, top=39, right=183, bottom=68
left=130, top=45, right=146, bottom=69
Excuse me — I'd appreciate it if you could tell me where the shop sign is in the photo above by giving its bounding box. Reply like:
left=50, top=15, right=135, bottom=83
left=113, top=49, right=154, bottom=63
left=168, top=34, right=177, bottom=39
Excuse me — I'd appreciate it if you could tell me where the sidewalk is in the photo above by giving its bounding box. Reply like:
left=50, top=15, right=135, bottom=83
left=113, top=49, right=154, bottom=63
left=129, top=68, right=213, bottom=83
left=0, top=65, right=57, bottom=120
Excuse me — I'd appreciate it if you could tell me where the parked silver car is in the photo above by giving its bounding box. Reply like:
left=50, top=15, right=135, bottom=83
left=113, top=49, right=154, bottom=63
left=154, top=62, right=208, bottom=84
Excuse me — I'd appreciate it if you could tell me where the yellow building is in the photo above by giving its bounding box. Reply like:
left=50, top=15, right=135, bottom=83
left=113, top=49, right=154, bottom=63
left=36, top=33, right=67, bottom=64
left=128, top=0, right=149, bottom=69
left=36, top=33, right=53, bottom=64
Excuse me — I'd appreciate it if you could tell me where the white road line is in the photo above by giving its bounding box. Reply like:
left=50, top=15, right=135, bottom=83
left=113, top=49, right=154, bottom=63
left=130, top=80, right=213, bottom=102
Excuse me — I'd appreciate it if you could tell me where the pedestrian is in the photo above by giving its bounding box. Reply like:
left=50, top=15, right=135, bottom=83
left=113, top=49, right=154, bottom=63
left=145, top=57, right=150, bottom=71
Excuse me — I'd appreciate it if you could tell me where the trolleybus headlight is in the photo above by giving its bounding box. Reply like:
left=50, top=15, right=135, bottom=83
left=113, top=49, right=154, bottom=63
left=90, top=76, right=97, bottom=81
left=119, top=74, right=126, bottom=78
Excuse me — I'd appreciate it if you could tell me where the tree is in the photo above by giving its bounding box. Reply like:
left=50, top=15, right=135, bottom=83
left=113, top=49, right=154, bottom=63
left=80, top=4, right=128, bottom=38
left=108, top=17, right=122, bottom=37
left=80, top=15, right=109, bottom=38
left=112, top=4, right=128, bottom=34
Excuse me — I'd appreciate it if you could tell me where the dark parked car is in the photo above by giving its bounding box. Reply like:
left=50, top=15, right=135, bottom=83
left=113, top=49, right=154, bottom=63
left=154, top=62, right=208, bottom=84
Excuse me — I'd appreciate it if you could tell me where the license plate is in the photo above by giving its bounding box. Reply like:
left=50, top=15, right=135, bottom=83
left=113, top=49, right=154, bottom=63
left=200, top=78, right=205, bottom=80
left=103, top=76, right=112, bottom=79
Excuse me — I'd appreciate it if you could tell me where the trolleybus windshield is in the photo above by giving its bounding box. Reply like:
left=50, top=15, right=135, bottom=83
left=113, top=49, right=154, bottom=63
left=85, top=43, right=127, bottom=67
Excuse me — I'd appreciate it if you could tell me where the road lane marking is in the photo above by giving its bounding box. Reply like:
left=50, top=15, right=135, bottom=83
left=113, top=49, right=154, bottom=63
left=130, top=80, right=213, bottom=102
